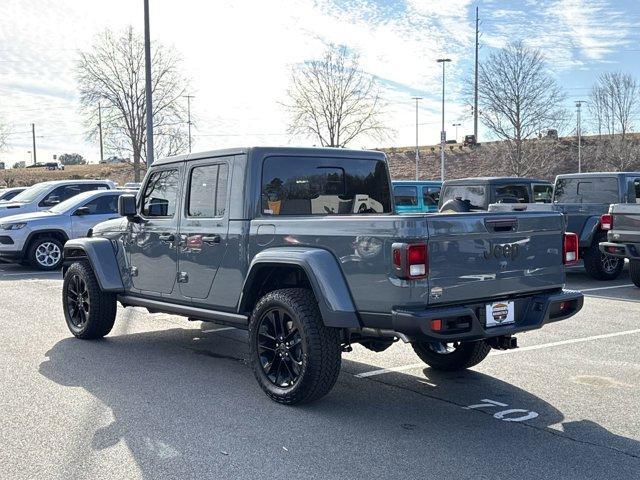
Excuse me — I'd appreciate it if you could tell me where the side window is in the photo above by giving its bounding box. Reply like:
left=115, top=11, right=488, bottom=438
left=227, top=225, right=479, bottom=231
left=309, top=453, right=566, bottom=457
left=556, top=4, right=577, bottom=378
left=216, top=164, right=229, bottom=217
left=187, top=163, right=229, bottom=218
left=40, top=185, right=82, bottom=206
left=393, top=186, right=418, bottom=206
left=632, top=178, right=640, bottom=203
left=422, top=186, right=440, bottom=206
left=81, top=195, right=119, bottom=215
left=141, top=169, right=180, bottom=217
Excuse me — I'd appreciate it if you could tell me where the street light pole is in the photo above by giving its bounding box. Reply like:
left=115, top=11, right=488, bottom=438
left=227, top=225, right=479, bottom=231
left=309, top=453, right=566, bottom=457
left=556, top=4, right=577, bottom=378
left=576, top=100, right=586, bottom=173
left=143, top=0, right=154, bottom=166
left=437, top=58, right=451, bottom=181
left=184, top=95, right=194, bottom=153
left=452, top=122, right=461, bottom=143
left=411, top=96, right=422, bottom=180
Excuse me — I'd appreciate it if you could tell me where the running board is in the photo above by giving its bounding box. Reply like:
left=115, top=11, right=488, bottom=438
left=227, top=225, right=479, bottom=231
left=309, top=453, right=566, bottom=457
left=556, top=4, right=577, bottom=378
left=117, top=295, right=249, bottom=329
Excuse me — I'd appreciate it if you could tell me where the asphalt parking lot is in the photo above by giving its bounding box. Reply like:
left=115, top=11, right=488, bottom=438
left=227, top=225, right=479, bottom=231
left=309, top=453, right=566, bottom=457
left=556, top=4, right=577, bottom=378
left=1, top=262, right=638, bottom=479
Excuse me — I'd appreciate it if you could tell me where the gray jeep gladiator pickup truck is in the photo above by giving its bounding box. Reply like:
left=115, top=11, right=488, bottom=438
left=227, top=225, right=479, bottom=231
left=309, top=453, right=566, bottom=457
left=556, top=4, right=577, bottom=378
left=553, top=172, right=640, bottom=280
left=61, top=147, right=583, bottom=404
left=599, top=203, right=640, bottom=287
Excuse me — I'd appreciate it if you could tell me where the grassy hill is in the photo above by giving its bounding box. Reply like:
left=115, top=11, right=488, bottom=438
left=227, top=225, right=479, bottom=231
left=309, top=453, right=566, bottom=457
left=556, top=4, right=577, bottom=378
left=0, top=163, right=145, bottom=188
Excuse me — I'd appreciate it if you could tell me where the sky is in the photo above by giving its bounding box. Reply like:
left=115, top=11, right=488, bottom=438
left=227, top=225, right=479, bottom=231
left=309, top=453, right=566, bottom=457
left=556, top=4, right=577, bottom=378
left=0, top=0, right=639, bottom=165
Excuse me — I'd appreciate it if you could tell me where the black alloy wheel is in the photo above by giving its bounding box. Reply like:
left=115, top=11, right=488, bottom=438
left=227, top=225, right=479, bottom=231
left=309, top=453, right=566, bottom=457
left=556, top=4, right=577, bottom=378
left=66, top=273, right=90, bottom=329
left=257, top=307, right=304, bottom=388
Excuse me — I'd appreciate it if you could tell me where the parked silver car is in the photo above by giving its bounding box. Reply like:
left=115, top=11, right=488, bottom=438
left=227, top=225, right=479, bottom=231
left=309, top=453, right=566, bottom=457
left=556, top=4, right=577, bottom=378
left=0, top=180, right=115, bottom=220
left=0, top=189, right=128, bottom=270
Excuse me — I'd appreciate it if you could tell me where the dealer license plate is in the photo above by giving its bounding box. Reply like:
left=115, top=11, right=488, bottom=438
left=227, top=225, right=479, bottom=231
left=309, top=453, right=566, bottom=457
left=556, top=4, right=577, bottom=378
left=485, top=300, right=515, bottom=327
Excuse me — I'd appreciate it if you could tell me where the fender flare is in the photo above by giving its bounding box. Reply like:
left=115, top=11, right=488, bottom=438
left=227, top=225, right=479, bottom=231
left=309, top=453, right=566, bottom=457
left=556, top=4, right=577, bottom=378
left=240, top=247, right=360, bottom=328
left=63, top=237, right=125, bottom=292
left=579, top=216, right=601, bottom=248
left=21, top=229, right=70, bottom=255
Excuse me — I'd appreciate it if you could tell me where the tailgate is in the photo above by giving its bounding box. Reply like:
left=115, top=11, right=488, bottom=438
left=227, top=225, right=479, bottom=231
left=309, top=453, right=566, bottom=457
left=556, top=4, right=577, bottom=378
left=426, top=212, right=565, bottom=305
left=610, top=204, right=640, bottom=243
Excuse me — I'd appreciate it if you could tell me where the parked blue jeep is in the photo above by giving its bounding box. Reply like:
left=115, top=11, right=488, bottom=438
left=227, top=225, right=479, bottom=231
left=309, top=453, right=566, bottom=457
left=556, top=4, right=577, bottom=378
left=392, top=180, right=442, bottom=213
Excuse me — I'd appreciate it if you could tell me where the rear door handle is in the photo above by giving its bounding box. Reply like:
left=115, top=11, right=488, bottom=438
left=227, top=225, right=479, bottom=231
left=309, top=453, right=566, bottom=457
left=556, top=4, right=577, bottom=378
left=159, top=233, right=175, bottom=242
left=202, top=235, right=221, bottom=245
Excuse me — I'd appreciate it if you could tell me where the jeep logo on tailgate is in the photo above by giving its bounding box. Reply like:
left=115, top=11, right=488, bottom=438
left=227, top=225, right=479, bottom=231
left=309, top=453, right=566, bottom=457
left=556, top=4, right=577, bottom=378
left=483, top=242, right=519, bottom=260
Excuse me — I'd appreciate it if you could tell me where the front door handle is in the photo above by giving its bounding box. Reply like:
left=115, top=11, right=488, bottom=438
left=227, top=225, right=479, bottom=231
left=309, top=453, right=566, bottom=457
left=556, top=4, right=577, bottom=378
left=202, top=235, right=221, bottom=245
left=159, top=233, right=175, bottom=242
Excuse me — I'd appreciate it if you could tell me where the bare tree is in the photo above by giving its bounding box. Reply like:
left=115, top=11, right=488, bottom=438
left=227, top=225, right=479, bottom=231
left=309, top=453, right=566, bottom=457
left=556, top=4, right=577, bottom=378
left=477, top=41, right=566, bottom=176
left=284, top=45, right=391, bottom=147
left=77, top=27, right=189, bottom=181
left=0, top=120, right=8, bottom=152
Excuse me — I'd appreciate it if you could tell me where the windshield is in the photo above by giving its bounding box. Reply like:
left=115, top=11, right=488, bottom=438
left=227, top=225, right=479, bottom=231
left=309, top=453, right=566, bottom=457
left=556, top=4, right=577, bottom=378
left=7, top=183, right=52, bottom=203
left=48, top=191, right=97, bottom=214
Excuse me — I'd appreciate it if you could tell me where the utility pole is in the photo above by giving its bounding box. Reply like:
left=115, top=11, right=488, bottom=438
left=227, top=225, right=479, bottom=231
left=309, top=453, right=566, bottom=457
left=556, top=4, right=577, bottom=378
left=184, top=95, right=194, bottom=153
left=452, top=122, right=462, bottom=143
left=411, top=96, right=422, bottom=180
left=474, top=6, right=479, bottom=142
left=143, top=0, right=154, bottom=166
left=98, top=103, right=104, bottom=163
left=31, top=123, right=37, bottom=165
left=437, top=58, right=451, bottom=181
left=576, top=100, right=586, bottom=173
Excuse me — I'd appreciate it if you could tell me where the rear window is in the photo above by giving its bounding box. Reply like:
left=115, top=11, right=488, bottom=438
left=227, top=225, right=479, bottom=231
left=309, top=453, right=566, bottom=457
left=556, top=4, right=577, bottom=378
left=440, top=185, right=486, bottom=210
left=393, top=186, right=417, bottom=206
left=493, top=184, right=530, bottom=203
left=261, top=156, right=391, bottom=215
left=533, top=184, right=553, bottom=203
left=422, top=186, right=440, bottom=206
left=554, top=177, right=619, bottom=203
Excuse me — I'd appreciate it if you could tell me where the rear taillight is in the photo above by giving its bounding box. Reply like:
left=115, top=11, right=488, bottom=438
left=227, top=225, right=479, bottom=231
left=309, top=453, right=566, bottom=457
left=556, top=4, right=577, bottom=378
left=563, top=232, right=579, bottom=265
left=600, top=213, right=613, bottom=231
left=392, top=242, right=428, bottom=279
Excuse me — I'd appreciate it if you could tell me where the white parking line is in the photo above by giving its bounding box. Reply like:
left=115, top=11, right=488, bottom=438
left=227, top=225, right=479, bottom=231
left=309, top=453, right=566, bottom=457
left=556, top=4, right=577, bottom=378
left=0, top=272, right=60, bottom=277
left=201, top=327, right=236, bottom=334
left=354, top=328, right=640, bottom=378
left=580, top=283, right=635, bottom=292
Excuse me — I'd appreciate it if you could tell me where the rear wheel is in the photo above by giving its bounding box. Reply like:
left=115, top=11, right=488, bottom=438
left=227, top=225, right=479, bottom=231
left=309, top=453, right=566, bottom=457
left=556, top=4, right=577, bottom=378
left=583, top=236, right=623, bottom=280
left=411, top=340, right=491, bottom=371
left=62, top=261, right=116, bottom=339
left=630, top=260, right=640, bottom=288
left=28, top=236, right=63, bottom=270
left=249, top=288, right=341, bottom=405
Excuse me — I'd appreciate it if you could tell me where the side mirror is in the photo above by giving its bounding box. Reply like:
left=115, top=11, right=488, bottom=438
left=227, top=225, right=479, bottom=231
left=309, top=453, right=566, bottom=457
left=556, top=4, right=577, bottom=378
left=118, top=194, right=137, bottom=218
left=74, top=206, right=90, bottom=216
left=44, top=195, right=60, bottom=206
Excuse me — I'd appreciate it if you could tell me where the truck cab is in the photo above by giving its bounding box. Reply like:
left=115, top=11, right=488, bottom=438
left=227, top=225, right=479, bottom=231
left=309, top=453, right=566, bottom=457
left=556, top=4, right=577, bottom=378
left=438, top=177, right=553, bottom=212
left=392, top=180, right=442, bottom=213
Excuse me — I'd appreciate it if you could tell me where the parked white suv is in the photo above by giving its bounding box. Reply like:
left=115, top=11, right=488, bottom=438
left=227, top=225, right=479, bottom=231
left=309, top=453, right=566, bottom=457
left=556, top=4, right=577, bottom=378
left=0, top=189, right=128, bottom=270
left=0, top=180, right=115, bottom=220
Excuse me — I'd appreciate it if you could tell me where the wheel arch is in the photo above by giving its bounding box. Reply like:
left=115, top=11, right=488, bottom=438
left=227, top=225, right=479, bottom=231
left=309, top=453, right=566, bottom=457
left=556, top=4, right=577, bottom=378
left=62, top=238, right=125, bottom=292
left=579, top=216, right=602, bottom=248
left=24, top=229, right=69, bottom=253
left=239, top=247, right=360, bottom=328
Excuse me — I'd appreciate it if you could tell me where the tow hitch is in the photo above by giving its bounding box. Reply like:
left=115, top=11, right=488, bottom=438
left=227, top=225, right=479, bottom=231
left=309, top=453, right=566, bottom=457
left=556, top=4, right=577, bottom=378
left=487, top=336, right=518, bottom=350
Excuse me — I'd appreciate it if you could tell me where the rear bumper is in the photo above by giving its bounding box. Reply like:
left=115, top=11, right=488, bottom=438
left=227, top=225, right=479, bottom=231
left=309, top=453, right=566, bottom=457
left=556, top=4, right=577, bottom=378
left=599, top=241, right=640, bottom=260
left=390, top=289, right=583, bottom=342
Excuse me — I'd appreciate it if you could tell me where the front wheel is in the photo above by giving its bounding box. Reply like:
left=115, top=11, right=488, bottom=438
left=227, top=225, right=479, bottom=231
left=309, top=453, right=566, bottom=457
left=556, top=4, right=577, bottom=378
left=249, top=288, right=341, bottom=405
left=411, top=340, right=491, bottom=371
left=62, top=261, right=117, bottom=339
left=630, top=260, right=640, bottom=288
left=28, top=236, right=63, bottom=270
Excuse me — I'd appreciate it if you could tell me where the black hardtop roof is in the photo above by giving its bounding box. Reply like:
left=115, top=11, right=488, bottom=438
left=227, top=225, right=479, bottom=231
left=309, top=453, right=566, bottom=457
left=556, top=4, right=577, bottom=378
left=152, top=146, right=386, bottom=166
left=555, top=172, right=640, bottom=180
left=442, top=176, right=551, bottom=186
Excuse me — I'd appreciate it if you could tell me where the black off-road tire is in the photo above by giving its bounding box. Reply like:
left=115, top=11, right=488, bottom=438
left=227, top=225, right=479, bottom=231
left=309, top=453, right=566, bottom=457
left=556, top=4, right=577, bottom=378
left=411, top=340, right=491, bottom=371
left=583, top=235, right=624, bottom=280
left=62, top=261, right=117, bottom=339
left=249, top=288, right=341, bottom=405
left=630, top=260, right=640, bottom=288
left=28, top=236, right=64, bottom=270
